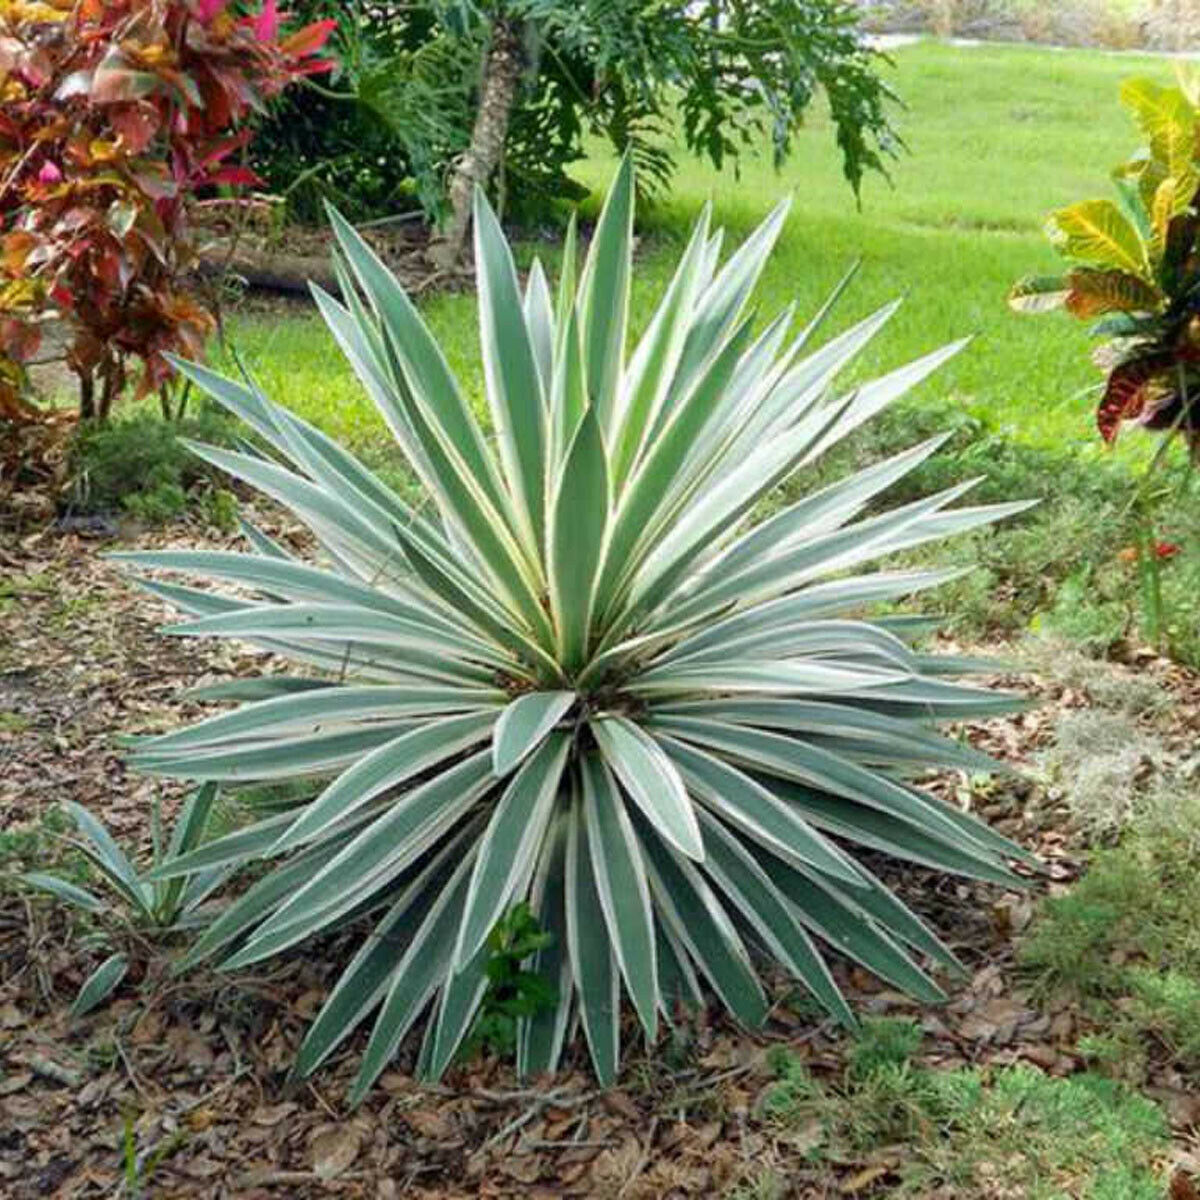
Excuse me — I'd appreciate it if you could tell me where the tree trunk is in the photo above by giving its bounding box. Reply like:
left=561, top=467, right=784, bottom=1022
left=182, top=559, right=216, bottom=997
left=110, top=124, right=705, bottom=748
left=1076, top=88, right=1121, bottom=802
left=429, top=17, right=524, bottom=273
left=78, top=371, right=95, bottom=422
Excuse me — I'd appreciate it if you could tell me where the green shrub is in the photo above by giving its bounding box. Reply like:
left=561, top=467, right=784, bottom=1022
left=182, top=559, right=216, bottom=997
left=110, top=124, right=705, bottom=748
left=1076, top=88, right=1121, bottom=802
left=113, top=161, right=1032, bottom=1101
left=66, top=407, right=238, bottom=525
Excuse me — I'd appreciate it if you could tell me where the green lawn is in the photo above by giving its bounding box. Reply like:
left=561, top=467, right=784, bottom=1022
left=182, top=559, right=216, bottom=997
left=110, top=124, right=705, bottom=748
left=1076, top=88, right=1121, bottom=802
left=196, top=41, right=1200, bottom=662
left=226, top=40, right=1180, bottom=461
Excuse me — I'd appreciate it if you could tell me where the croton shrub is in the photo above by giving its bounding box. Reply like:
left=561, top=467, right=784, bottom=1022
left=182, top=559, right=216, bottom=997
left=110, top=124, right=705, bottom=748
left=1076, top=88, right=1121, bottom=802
left=1010, top=75, right=1200, bottom=453
left=0, top=0, right=333, bottom=424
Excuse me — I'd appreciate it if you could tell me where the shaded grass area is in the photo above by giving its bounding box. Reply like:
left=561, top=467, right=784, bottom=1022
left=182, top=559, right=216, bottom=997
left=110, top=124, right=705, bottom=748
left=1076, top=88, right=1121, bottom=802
left=755, top=1022, right=1169, bottom=1198
left=1020, top=663, right=1200, bottom=1093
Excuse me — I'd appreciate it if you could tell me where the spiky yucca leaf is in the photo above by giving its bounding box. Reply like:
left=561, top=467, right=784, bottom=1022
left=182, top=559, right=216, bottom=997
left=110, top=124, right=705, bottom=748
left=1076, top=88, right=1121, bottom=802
left=119, top=160, right=1034, bottom=1099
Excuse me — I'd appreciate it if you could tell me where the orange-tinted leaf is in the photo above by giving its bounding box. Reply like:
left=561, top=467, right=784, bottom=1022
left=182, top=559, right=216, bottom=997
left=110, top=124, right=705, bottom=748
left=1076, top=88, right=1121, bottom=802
left=1064, top=269, right=1161, bottom=318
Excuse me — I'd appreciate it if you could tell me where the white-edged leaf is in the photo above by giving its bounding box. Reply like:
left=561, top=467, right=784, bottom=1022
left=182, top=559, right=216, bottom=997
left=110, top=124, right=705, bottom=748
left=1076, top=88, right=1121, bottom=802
left=474, top=187, right=548, bottom=555
left=19, top=872, right=107, bottom=914
left=272, top=711, right=497, bottom=854
left=71, top=954, right=128, bottom=1019
left=493, top=691, right=576, bottom=776
left=581, top=754, right=658, bottom=1040
left=590, top=716, right=703, bottom=860
left=578, top=152, right=634, bottom=433
left=565, top=793, right=620, bottom=1084
left=455, top=732, right=570, bottom=965
left=548, top=407, right=609, bottom=668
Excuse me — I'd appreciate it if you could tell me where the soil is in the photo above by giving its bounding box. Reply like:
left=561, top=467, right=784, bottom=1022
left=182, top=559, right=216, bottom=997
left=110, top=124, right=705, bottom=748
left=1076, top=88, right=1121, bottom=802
left=2, top=505, right=1200, bottom=1197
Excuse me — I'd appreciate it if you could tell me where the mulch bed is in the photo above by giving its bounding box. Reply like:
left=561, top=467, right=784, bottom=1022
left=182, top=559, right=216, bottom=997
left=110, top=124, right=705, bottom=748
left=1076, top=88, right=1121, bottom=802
left=2, top=505, right=1200, bottom=1197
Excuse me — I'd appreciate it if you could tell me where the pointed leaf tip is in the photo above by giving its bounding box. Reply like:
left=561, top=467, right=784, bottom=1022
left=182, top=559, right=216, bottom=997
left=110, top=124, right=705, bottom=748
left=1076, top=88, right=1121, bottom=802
left=493, top=691, right=576, bottom=776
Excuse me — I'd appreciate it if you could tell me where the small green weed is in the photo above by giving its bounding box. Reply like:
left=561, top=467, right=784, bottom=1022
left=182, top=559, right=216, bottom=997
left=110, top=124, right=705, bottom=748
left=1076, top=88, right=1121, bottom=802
left=460, top=902, right=557, bottom=1062
left=121, top=1110, right=187, bottom=1199
left=0, top=571, right=55, bottom=618
left=726, top=1168, right=787, bottom=1200
left=0, top=711, right=30, bottom=734
left=847, top=1016, right=925, bottom=1079
left=0, top=806, right=75, bottom=875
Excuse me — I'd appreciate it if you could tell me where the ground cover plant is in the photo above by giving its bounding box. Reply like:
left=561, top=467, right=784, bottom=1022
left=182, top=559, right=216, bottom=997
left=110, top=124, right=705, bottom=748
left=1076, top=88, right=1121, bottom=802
left=109, top=159, right=1038, bottom=1101
left=1020, top=669, right=1200, bottom=1093
left=756, top=1020, right=1170, bottom=1197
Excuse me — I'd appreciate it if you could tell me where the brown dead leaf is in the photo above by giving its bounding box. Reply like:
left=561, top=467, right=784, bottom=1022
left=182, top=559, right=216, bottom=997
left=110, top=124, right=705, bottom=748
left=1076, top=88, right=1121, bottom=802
left=180, top=1156, right=224, bottom=1180
left=252, top=1102, right=298, bottom=1126
left=0, top=1002, right=27, bottom=1028
left=187, top=1107, right=218, bottom=1132
left=1019, top=1044, right=1058, bottom=1070
left=558, top=1161, right=590, bottom=1185
left=1171, top=1170, right=1200, bottom=1200
left=603, top=1090, right=639, bottom=1120
left=498, top=1154, right=544, bottom=1183
left=131, top=1008, right=163, bottom=1044
left=0, top=1072, right=32, bottom=1096
left=841, top=1164, right=891, bottom=1193
left=405, top=1108, right=457, bottom=1140
left=293, top=988, right=324, bottom=1019
left=311, top=1124, right=361, bottom=1180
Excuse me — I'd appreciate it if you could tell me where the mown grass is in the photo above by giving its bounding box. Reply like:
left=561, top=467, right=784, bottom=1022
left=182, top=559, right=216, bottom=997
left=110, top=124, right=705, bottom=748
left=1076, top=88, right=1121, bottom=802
left=227, top=40, right=1182, bottom=457
left=205, top=42, right=1200, bottom=663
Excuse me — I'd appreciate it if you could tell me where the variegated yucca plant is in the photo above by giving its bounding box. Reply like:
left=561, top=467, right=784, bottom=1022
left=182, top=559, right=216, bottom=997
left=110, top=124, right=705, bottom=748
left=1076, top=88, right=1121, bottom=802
left=117, top=159, right=1034, bottom=1101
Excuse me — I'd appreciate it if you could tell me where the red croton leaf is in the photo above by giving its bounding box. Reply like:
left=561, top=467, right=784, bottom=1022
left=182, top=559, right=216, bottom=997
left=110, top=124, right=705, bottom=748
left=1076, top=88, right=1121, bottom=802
left=108, top=103, right=161, bottom=153
left=0, top=0, right=334, bottom=415
left=280, top=20, right=338, bottom=62
left=206, top=165, right=262, bottom=187
left=1097, top=358, right=1175, bottom=443
left=252, top=0, right=280, bottom=43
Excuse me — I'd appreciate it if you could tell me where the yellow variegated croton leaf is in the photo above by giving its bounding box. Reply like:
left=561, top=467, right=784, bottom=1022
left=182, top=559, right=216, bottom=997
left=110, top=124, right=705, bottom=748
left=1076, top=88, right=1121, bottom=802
left=1011, top=72, right=1200, bottom=448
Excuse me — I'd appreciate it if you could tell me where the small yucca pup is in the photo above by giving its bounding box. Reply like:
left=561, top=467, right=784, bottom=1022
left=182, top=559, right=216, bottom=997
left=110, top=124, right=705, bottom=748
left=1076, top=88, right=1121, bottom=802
left=119, top=159, right=1034, bottom=1101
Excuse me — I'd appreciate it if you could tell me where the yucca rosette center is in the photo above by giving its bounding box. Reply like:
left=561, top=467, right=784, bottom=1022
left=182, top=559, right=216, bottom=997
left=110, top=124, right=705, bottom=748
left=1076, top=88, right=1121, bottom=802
left=116, top=159, right=1033, bottom=1100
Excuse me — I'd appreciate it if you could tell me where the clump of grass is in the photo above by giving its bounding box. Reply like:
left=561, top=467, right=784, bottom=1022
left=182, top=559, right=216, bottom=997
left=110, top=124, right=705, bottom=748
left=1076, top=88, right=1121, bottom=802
left=1021, top=792, right=1200, bottom=1080
left=1023, top=640, right=1174, bottom=718
left=66, top=405, right=241, bottom=528
left=847, top=1016, right=926, bottom=1079
left=761, top=1020, right=1169, bottom=1195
